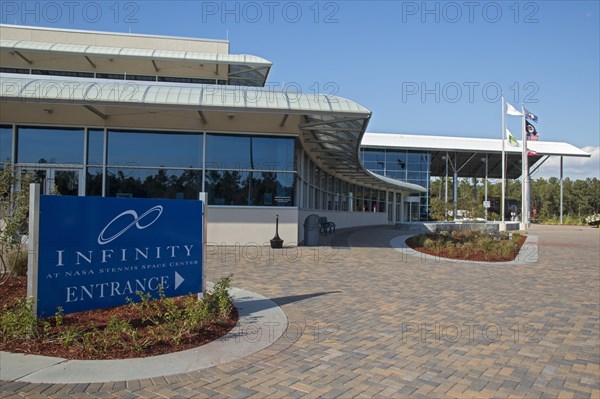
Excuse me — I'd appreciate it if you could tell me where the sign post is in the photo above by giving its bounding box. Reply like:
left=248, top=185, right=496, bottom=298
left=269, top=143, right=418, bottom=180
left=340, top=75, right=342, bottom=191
left=199, top=192, right=207, bottom=299
left=26, top=183, right=40, bottom=317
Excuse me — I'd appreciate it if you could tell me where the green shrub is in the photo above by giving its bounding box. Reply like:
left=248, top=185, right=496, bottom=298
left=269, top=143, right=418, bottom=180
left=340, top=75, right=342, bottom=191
left=205, top=275, right=233, bottom=319
left=423, top=238, right=435, bottom=249
left=1, top=276, right=235, bottom=356
left=0, top=297, right=37, bottom=342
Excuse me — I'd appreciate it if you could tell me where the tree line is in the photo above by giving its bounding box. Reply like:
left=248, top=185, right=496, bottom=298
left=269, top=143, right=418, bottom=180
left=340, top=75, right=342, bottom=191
left=429, top=177, right=600, bottom=223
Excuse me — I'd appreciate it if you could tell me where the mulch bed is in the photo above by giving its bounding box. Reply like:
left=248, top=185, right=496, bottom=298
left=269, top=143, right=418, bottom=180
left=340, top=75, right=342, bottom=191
left=0, top=276, right=238, bottom=360
left=405, top=235, right=527, bottom=262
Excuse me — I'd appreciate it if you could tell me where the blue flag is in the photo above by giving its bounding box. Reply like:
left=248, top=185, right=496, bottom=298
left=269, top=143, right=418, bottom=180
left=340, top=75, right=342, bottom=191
left=524, top=108, right=538, bottom=122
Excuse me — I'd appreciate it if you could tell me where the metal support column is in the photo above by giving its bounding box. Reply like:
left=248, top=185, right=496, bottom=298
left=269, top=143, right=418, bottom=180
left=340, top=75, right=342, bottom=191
left=444, top=154, right=448, bottom=204
left=484, top=154, right=488, bottom=221
left=560, top=156, right=564, bottom=224
left=453, top=169, right=458, bottom=220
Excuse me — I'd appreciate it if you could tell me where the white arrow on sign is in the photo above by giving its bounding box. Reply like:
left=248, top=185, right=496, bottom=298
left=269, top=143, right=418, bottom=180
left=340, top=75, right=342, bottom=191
left=175, top=271, right=185, bottom=290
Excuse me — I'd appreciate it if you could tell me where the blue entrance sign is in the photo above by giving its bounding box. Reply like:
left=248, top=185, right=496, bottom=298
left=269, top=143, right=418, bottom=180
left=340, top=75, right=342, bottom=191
left=36, top=196, right=203, bottom=317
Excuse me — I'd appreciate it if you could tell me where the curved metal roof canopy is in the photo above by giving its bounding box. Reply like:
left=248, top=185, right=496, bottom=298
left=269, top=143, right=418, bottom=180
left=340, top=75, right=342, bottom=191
left=1, top=40, right=272, bottom=87
left=0, top=73, right=424, bottom=193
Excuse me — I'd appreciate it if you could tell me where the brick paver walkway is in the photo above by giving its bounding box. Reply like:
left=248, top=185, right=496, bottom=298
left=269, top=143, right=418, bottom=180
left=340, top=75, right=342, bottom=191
left=1, top=224, right=599, bottom=398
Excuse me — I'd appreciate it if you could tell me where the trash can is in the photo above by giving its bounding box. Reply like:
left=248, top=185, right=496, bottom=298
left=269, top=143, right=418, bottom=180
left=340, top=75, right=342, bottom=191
left=303, top=214, right=320, bottom=246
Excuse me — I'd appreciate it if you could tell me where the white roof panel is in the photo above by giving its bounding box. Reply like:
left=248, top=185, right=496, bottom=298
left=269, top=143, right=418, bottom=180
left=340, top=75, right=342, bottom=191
left=0, top=39, right=272, bottom=67
left=362, top=133, right=590, bottom=157
left=0, top=72, right=370, bottom=116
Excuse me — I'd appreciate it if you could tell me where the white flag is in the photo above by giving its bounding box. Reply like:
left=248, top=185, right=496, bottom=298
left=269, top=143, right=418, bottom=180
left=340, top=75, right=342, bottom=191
left=506, top=129, right=519, bottom=147
left=506, top=102, right=522, bottom=116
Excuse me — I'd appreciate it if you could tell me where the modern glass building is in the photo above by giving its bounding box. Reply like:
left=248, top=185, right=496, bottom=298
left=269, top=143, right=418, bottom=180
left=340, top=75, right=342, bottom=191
left=361, top=148, right=431, bottom=221
left=1, top=25, right=589, bottom=241
left=0, top=24, right=426, bottom=245
left=361, top=133, right=591, bottom=222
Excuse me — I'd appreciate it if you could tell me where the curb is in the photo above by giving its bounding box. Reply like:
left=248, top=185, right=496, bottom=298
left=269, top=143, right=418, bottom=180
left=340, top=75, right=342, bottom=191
left=0, top=287, right=287, bottom=384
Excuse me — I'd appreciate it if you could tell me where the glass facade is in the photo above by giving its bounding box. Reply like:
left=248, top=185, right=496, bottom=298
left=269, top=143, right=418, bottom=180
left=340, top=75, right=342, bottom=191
left=361, top=148, right=431, bottom=220
left=4, top=123, right=413, bottom=219
left=6, top=125, right=297, bottom=206
left=294, top=153, right=389, bottom=214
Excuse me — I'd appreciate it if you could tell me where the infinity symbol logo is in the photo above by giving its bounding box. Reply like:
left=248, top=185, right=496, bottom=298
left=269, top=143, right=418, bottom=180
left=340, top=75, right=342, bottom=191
left=98, top=205, right=163, bottom=245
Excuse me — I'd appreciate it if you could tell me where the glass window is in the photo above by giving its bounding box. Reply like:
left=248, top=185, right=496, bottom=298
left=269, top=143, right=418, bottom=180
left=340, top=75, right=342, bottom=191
left=17, top=126, right=84, bottom=164
left=206, top=135, right=251, bottom=169
left=86, top=167, right=103, bottom=196
left=387, top=170, right=406, bottom=180
left=87, top=129, right=104, bottom=165
left=362, top=149, right=385, bottom=163
left=248, top=171, right=295, bottom=206
left=96, top=73, right=125, bottom=80
left=127, top=74, right=156, bottom=82
left=158, top=76, right=216, bottom=84
left=108, top=130, right=202, bottom=168
left=106, top=168, right=201, bottom=199
left=407, top=152, right=423, bottom=163
left=206, top=134, right=295, bottom=171
left=252, top=137, right=295, bottom=171
left=204, top=169, right=295, bottom=206
left=204, top=170, right=249, bottom=205
left=31, top=69, right=94, bottom=78
left=0, top=126, right=12, bottom=165
left=0, top=67, right=30, bottom=74
left=386, top=151, right=407, bottom=172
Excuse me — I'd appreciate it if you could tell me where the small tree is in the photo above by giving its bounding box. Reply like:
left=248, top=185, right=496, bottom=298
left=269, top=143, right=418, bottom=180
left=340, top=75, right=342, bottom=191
left=0, top=165, right=32, bottom=281
left=429, top=197, right=450, bottom=221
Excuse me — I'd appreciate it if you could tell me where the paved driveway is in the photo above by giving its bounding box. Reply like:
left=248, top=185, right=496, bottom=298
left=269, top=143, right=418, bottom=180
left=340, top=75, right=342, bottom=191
left=1, top=224, right=599, bottom=398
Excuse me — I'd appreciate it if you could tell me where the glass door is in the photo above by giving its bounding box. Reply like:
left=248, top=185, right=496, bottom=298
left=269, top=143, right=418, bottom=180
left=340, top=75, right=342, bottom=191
left=404, top=201, right=420, bottom=222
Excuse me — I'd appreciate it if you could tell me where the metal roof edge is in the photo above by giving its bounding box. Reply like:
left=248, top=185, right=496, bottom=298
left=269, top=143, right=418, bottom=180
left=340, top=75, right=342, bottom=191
left=362, top=132, right=591, bottom=158
left=0, top=24, right=230, bottom=45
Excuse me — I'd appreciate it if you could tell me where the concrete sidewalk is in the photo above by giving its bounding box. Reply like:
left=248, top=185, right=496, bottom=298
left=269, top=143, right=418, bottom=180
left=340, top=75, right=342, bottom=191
left=1, top=224, right=599, bottom=398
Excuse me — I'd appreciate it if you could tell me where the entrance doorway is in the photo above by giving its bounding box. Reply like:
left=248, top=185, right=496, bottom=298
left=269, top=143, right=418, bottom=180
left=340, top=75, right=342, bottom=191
left=404, top=200, right=420, bottom=222
left=18, top=166, right=84, bottom=196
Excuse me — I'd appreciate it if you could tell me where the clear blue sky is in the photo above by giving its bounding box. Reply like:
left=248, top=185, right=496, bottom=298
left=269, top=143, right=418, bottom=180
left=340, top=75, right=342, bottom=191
left=2, top=0, right=599, bottom=176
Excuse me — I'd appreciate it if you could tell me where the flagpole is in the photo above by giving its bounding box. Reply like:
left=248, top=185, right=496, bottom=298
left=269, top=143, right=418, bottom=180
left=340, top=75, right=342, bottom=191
left=520, top=104, right=528, bottom=230
left=500, top=95, right=506, bottom=231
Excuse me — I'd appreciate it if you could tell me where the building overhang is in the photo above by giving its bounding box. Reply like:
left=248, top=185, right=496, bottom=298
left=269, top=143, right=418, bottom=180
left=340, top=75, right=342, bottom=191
left=0, top=39, right=272, bottom=87
left=362, top=133, right=591, bottom=179
left=0, top=73, right=422, bottom=193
